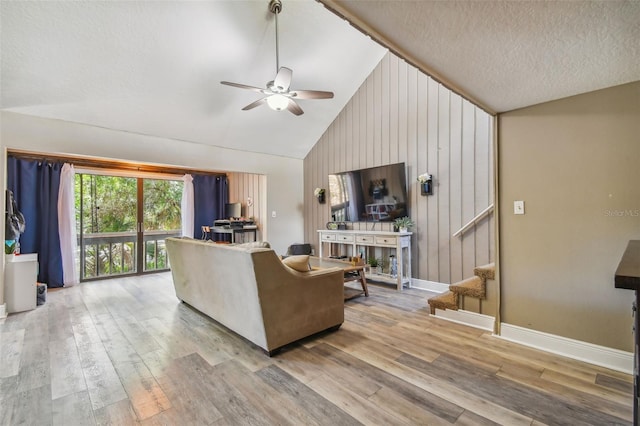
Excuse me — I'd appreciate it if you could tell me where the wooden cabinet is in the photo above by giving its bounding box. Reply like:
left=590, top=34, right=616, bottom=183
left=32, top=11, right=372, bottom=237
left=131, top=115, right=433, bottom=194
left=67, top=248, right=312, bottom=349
left=317, top=230, right=412, bottom=291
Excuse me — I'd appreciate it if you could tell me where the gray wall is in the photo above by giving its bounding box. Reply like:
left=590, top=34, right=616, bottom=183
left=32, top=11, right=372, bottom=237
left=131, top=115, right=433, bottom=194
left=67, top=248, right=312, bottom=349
left=304, top=52, right=495, bottom=286
left=499, top=81, right=640, bottom=351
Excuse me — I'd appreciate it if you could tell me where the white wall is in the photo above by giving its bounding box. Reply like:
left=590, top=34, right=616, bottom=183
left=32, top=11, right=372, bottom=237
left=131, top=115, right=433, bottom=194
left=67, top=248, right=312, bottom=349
left=0, top=111, right=303, bottom=304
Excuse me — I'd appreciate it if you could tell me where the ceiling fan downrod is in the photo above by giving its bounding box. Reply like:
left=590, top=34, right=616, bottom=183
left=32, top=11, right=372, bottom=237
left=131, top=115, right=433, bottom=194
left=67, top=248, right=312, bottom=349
left=220, top=0, right=334, bottom=116
left=269, top=0, right=282, bottom=73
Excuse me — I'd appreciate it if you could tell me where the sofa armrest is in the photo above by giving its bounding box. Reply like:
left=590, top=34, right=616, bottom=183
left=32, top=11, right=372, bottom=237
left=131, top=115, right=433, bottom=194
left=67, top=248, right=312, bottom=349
left=286, top=266, right=344, bottom=279
left=251, top=251, right=345, bottom=350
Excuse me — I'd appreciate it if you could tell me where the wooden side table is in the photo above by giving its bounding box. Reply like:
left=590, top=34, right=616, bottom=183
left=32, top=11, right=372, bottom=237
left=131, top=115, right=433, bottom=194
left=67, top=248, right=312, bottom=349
left=309, top=257, right=368, bottom=300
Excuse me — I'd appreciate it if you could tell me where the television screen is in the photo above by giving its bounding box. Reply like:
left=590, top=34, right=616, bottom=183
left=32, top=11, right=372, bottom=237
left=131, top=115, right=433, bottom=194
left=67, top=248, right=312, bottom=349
left=328, top=162, right=408, bottom=222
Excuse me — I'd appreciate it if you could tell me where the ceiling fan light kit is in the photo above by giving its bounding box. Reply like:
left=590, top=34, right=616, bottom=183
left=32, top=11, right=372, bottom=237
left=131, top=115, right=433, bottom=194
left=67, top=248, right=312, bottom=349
left=220, top=0, right=334, bottom=116
left=266, top=94, right=289, bottom=111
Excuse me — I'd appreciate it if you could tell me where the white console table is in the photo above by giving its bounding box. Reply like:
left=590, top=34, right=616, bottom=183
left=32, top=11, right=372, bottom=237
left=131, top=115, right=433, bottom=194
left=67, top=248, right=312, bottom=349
left=317, top=230, right=412, bottom=291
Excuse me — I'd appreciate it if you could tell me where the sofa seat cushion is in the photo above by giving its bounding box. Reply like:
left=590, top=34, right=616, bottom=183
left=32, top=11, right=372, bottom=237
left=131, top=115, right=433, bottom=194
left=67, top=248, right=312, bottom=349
left=282, top=255, right=311, bottom=272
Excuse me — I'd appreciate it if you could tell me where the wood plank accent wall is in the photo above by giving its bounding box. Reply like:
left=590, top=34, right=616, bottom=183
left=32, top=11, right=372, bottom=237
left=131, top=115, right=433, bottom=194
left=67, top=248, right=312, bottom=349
left=227, top=172, right=267, bottom=241
left=304, top=52, right=494, bottom=285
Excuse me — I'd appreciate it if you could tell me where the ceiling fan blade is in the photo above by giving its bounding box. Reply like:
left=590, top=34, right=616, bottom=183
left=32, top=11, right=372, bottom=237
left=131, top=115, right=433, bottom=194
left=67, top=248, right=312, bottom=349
left=290, top=89, right=334, bottom=100
left=286, top=99, right=304, bottom=116
left=273, top=67, right=293, bottom=92
left=242, top=98, right=267, bottom=111
left=221, top=81, right=265, bottom=93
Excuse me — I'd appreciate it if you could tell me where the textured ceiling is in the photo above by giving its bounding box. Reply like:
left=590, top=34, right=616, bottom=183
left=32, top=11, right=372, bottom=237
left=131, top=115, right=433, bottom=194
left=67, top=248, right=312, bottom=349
left=2, top=1, right=639, bottom=160
left=325, top=0, right=640, bottom=113
left=0, top=0, right=385, bottom=159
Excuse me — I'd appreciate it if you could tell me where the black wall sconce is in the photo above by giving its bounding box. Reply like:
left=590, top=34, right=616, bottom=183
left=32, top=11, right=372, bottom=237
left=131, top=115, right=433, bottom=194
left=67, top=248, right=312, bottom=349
left=421, top=181, right=433, bottom=196
left=417, top=173, right=433, bottom=196
left=314, top=188, right=326, bottom=203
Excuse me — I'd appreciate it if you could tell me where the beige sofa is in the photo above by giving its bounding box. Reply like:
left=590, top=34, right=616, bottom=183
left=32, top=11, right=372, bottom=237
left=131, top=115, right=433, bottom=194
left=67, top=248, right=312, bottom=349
left=165, top=237, right=344, bottom=355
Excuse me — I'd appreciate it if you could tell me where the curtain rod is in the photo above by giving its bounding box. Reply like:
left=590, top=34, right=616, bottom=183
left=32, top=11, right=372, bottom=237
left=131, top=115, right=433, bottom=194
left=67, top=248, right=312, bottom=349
left=7, top=149, right=227, bottom=177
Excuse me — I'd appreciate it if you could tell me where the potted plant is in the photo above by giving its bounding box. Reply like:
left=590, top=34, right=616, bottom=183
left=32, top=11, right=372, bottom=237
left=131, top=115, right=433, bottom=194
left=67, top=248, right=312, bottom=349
left=5, top=240, right=16, bottom=259
left=366, top=256, right=384, bottom=274
left=365, top=256, right=379, bottom=274
left=394, top=216, right=414, bottom=233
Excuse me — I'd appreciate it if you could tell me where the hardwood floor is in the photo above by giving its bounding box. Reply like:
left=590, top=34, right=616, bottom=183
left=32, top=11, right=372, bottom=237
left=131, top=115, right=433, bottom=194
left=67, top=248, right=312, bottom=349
left=0, top=272, right=633, bottom=425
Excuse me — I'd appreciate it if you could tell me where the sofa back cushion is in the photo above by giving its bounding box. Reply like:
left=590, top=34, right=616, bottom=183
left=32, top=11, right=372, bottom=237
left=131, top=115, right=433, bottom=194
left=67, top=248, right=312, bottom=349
left=236, top=241, right=271, bottom=249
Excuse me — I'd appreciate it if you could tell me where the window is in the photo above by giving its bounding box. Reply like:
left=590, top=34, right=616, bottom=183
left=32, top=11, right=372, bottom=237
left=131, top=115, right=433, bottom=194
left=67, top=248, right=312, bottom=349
left=76, top=173, right=182, bottom=280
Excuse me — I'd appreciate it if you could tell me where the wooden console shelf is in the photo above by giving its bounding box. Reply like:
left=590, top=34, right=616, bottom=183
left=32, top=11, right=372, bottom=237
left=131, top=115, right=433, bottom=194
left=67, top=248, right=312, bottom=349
left=317, top=229, right=412, bottom=291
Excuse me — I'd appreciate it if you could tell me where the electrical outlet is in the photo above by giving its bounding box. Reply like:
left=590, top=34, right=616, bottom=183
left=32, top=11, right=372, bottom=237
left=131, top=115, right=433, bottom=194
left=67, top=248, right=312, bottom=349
left=514, top=200, right=525, bottom=215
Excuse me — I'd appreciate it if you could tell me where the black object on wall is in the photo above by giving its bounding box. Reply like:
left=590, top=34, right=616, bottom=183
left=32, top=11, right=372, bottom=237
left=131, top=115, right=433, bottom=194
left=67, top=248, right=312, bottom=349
left=5, top=189, right=26, bottom=240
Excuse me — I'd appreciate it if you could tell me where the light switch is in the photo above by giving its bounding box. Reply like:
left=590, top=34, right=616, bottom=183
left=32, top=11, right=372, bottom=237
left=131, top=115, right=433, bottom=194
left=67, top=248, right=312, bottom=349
left=271, top=210, right=277, bottom=218
left=514, top=200, right=525, bottom=215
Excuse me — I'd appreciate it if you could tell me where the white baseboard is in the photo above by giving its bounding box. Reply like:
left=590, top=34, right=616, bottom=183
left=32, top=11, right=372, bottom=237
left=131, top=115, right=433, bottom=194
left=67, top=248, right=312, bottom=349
left=432, top=308, right=495, bottom=332
left=410, top=278, right=448, bottom=293
left=0, top=303, right=6, bottom=320
left=497, top=323, right=633, bottom=375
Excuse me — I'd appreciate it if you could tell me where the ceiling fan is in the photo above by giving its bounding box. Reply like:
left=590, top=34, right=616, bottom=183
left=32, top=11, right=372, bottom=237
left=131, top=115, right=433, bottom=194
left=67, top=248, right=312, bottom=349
left=220, top=0, right=334, bottom=116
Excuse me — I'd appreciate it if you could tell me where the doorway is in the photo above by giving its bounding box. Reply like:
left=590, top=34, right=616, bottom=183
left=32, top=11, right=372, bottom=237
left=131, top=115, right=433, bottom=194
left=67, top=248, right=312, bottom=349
left=76, top=172, right=182, bottom=281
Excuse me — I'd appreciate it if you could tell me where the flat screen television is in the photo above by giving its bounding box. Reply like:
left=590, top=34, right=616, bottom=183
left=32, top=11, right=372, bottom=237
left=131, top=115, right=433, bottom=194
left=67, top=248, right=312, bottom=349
left=328, top=162, right=408, bottom=222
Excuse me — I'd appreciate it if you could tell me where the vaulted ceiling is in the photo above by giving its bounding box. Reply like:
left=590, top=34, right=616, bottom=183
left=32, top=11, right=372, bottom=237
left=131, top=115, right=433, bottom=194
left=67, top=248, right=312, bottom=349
left=0, top=1, right=386, bottom=159
left=2, top=1, right=638, bottom=160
